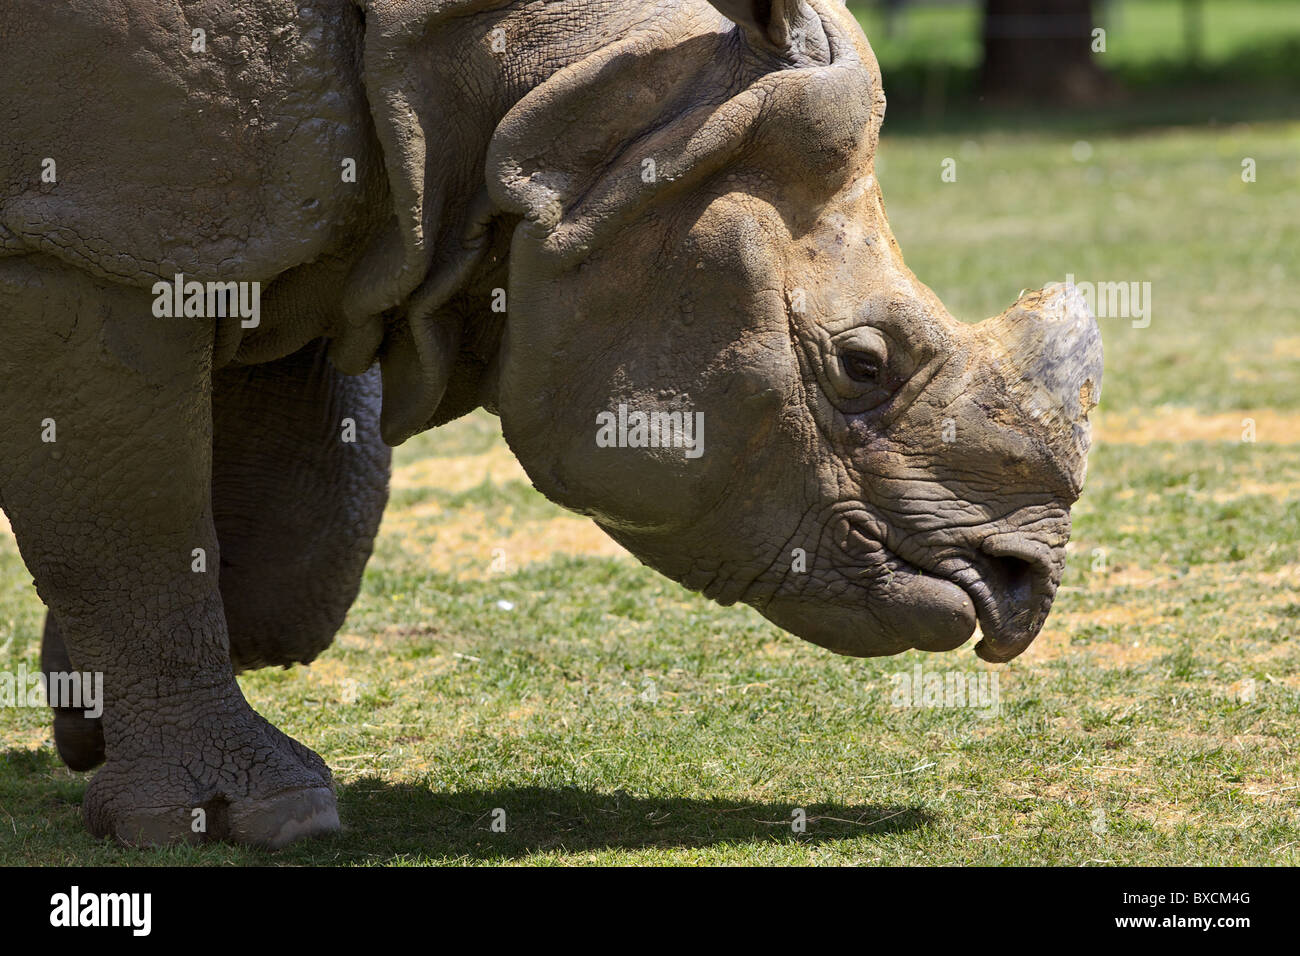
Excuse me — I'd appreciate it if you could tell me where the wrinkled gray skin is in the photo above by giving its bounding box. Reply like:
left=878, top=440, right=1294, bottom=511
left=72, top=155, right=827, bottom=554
left=0, top=0, right=1101, bottom=846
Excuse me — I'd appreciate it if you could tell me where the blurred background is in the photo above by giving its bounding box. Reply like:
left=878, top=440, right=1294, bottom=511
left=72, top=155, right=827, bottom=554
left=848, top=0, right=1300, bottom=124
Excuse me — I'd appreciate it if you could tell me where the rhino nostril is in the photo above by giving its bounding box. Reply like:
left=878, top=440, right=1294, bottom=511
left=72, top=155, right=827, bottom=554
left=989, top=554, right=1036, bottom=606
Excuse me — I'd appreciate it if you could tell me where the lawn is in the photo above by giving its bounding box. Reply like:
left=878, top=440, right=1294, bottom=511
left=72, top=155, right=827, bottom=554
left=1, top=25, right=1298, bottom=865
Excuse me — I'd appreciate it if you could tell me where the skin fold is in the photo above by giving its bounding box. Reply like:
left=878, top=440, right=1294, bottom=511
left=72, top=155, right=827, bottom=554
left=0, top=0, right=1101, bottom=847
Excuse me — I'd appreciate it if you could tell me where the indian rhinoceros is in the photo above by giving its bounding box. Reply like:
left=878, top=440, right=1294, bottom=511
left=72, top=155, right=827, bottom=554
left=0, top=0, right=1101, bottom=847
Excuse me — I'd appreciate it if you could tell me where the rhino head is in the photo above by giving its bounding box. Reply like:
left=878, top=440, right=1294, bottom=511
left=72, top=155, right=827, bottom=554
left=366, top=0, right=1103, bottom=663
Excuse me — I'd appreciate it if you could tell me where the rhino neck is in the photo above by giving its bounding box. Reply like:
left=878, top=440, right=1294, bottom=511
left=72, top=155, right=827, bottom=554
left=361, top=0, right=719, bottom=429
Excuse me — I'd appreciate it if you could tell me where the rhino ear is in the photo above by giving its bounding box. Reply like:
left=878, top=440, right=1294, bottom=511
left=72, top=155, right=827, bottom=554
left=705, top=0, right=828, bottom=62
left=487, top=26, right=760, bottom=268
left=489, top=1, right=868, bottom=267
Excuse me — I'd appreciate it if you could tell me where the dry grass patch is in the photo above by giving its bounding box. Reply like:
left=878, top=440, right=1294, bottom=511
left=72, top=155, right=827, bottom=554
left=392, top=446, right=528, bottom=494
left=381, top=506, right=629, bottom=580
left=1093, top=406, right=1300, bottom=444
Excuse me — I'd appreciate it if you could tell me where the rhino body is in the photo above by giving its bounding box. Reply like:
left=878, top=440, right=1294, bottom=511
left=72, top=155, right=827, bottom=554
left=0, top=0, right=1101, bottom=846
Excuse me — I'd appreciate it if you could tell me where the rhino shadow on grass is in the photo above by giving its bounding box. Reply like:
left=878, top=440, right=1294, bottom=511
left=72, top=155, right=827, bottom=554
left=0, top=750, right=927, bottom=862
left=322, top=781, right=929, bottom=861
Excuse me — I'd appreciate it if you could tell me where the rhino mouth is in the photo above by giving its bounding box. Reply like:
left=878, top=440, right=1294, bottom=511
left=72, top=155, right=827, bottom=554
left=935, top=536, right=1058, bottom=663
left=840, top=514, right=1058, bottom=662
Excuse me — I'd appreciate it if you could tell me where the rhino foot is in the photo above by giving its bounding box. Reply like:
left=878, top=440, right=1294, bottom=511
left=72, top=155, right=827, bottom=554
left=84, top=704, right=338, bottom=849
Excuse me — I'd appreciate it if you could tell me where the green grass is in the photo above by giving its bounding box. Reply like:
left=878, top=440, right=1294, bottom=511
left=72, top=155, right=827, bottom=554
left=2, top=90, right=1298, bottom=865
left=878, top=122, right=1300, bottom=412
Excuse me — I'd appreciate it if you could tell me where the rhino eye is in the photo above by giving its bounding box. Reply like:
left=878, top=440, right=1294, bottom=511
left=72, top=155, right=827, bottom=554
left=823, top=327, right=892, bottom=408
left=841, top=352, right=881, bottom=383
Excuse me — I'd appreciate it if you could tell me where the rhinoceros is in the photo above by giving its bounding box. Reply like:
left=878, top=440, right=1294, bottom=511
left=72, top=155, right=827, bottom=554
left=0, top=0, right=1101, bottom=847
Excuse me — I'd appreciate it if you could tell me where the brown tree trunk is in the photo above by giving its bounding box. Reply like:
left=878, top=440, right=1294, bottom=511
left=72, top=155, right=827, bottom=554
left=979, top=0, right=1114, bottom=104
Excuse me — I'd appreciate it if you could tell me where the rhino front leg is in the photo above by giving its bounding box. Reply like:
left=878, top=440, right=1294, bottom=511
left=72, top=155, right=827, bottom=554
left=213, top=341, right=390, bottom=673
left=0, top=256, right=337, bottom=847
left=39, top=339, right=390, bottom=768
